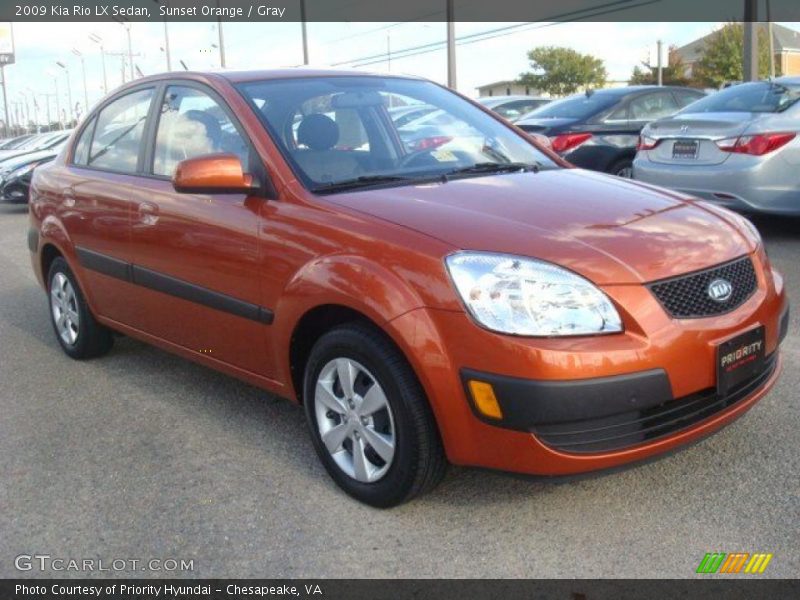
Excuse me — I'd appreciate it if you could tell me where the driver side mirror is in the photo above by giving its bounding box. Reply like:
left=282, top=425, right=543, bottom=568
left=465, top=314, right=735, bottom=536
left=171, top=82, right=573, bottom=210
left=172, top=153, right=258, bottom=194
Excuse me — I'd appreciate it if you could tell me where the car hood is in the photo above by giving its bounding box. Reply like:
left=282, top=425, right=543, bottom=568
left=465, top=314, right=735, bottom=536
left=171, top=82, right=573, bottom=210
left=328, top=169, right=755, bottom=285
left=0, top=149, right=57, bottom=172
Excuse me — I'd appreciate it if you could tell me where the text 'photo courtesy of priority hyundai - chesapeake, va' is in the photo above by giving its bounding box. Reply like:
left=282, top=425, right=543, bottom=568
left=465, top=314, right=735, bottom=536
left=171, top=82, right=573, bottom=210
left=1, top=0, right=799, bottom=595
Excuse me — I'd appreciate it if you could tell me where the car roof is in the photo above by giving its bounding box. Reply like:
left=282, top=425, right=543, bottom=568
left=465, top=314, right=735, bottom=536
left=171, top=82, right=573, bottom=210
left=774, top=75, right=800, bottom=85
left=131, top=67, right=422, bottom=87
left=478, top=95, right=544, bottom=106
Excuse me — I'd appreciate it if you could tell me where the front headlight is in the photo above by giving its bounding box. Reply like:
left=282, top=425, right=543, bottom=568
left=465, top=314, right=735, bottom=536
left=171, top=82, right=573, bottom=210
left=445, top=251, right=623, bottom=336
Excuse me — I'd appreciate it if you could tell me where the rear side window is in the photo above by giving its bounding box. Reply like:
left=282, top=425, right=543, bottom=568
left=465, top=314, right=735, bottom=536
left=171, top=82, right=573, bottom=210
left=629, top=91, right=679, bottom=120
left=674, top=90, right=704, bottom=108
left=152, top=85, right=250, bottom=177
left=72, top=118, right=95, bottom=165
left=88, top=88, right=154, bottom=173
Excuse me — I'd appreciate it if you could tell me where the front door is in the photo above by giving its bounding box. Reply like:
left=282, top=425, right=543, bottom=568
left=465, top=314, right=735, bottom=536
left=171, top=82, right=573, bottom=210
left=126, top=83, right=273, bottom=378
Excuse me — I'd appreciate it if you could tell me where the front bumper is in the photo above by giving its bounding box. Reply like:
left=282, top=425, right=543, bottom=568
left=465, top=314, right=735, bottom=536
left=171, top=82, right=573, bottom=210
left=387, top=252, right=787, bottom=475
left=632, top=154, right=800, bottom=216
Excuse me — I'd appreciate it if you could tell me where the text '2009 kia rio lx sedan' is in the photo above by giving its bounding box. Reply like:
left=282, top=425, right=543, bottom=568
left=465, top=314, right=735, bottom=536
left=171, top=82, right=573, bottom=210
left=28, top=69, right=788, bottom=507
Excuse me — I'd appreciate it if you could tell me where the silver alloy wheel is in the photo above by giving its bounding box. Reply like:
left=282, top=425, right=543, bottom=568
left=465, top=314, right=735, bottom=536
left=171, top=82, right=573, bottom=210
left=314, top=358, right=396, bottom=483
left=50, top=272, right=80, bottom=346
left=616, top=166, right=633, bottom=178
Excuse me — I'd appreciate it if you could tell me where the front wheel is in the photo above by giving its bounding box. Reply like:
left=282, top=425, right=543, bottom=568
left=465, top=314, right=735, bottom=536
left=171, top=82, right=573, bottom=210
left=303, top=323, right=447, bottom=507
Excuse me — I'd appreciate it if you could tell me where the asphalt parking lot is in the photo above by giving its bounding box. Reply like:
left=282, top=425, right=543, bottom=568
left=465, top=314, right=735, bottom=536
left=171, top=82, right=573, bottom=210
left=0, top=203, right=798, bottom=579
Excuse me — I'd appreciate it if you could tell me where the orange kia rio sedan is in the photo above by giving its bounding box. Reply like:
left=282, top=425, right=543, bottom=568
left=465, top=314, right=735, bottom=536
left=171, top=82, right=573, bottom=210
left=29, top=70, right=788, bottom=506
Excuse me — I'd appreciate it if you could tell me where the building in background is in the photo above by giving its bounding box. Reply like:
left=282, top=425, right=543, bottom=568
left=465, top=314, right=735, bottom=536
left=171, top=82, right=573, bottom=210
left=675, top=23, right=800, bottom=78
left=477, top=80, right=543, bottom=97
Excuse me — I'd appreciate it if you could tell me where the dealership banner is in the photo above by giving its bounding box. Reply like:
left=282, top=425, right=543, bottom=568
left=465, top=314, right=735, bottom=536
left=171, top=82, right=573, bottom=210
left=1, top=0, right=799, bottom=22
left=2, top=579, right=799, bottom=599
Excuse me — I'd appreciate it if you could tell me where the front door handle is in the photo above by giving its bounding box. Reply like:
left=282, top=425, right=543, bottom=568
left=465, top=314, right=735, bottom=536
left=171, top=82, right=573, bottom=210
left=137, top=201, right=159, bottom=225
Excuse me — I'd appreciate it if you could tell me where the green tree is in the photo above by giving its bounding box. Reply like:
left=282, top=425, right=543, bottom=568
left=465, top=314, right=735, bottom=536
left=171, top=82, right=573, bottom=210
left=629, top=45, right=691, bottom=86
left=692, top=23, right=775, bottom=88
left=518, top=46, right=607, bottom=96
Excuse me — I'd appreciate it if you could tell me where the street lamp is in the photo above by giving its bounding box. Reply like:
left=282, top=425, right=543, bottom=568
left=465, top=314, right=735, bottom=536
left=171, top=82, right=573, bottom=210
left=55, top=61, right=73, bottom=125
left=113, top=19, right=135, bottom=81
left=88, top=33, right=108, bottom=94
left=72, top=48, right=90, bottom=116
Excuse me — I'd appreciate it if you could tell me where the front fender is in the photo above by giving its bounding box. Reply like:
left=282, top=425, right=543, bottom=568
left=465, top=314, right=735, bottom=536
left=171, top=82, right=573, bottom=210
left=271, top=255, right=427, bottom=382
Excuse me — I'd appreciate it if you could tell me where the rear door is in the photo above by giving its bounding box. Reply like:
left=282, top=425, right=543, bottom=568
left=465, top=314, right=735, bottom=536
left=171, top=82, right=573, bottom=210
left=62, top=86, right=156, bottom=325
left=126, top=82, right=274, bottom=378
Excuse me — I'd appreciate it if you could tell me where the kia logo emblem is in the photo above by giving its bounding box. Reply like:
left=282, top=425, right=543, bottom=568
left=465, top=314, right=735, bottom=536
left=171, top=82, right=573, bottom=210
left=680, top=125, right=689, bottom=133
left=708, top=278, right=733, bottom=302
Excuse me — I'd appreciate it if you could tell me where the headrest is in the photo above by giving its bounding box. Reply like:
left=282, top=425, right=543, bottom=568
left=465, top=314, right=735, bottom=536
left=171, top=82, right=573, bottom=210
left=297, top=113, right=339, bottom=151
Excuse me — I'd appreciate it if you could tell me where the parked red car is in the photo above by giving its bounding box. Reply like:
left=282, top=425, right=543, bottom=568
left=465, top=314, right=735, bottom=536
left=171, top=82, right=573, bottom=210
left=29, top=70, right=788, bottom=506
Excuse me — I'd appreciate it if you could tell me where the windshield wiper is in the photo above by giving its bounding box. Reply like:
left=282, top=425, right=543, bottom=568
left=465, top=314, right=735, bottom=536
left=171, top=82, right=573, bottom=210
left=445, top=161, right=540, bottom=178
left=313, top=174, right=425, bottom=193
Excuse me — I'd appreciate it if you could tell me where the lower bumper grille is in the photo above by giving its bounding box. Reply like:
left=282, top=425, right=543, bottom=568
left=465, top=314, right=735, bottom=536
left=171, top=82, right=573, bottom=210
left=533, top=353, right=777, bottom=453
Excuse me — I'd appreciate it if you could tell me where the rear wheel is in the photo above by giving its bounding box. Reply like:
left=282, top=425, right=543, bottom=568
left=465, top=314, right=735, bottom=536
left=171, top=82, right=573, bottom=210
left=610, top=157, right=633, bottom=178
left=48, top=257, right=114, bottom=359
left=303, top=323, right=447, bottom=507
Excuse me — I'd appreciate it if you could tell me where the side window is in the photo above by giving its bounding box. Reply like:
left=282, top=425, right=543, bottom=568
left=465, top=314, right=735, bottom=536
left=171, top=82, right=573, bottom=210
left=674, top=90, right=703, bottom=108
left=88, top=88, right=154, bottom=173
left=605, top=104, right=629, bottom=122
left=629, top=92, right=679, bottom=121
left=153, top=86, right=250, bottom=177
left=72, top=118, right=95, bottom=165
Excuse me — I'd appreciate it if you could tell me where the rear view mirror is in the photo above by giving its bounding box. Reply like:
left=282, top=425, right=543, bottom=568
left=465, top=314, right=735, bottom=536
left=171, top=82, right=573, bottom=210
left=172, top=153, right=257, bottom=194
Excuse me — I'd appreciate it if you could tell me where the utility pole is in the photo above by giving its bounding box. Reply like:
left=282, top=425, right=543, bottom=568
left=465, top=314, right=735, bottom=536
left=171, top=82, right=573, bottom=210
left=387, top=32, right=391, bottom=72
left=766, top=0, right=775, bottom=78
left=163, top=21, right=172, bottom=70
left=216, top=0, right=226, bottom=68
left=656, top=39, right=663, bottom=86
left=446, top=0, right=456, bottom=89
left=126, top=25, right=134, bottom=80
left=300, top=0, right=309, bottom=65
left=743, top=0, right=758, bottom=82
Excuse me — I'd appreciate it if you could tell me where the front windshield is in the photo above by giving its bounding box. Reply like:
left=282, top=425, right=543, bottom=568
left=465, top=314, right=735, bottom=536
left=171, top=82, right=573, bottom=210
left=237, top=76, right=556, bottom=192
left=519, top=92, right=618, bottom=120
left=680, top=81, right=800, bottom=114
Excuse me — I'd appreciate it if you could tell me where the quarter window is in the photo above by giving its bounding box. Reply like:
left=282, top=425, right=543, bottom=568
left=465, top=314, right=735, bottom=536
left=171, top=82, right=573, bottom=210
left=153, top=86, right=250, bottom=177
left=88, top=88, right=154, bottom=173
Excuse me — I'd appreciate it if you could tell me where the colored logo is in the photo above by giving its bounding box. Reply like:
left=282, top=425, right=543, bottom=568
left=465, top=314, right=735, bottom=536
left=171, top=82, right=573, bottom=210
left=696, top=553, right=773, bottom=574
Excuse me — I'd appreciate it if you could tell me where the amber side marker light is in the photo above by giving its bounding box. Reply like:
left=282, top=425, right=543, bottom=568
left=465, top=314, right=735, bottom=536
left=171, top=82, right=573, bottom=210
left=468, top=380, right=503, bottom=419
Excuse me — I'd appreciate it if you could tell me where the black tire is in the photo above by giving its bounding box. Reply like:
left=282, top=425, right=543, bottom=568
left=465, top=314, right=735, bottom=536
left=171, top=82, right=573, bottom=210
left=609, top=157, right=634, bottom=178
left=47, top=257, right=114, bottom=359
left=303, top=322, right=447, bottom=507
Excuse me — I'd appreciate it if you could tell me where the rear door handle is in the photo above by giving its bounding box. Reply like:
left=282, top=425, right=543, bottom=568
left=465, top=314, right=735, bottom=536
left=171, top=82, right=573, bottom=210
left=137, top=201, right=159, bottom=225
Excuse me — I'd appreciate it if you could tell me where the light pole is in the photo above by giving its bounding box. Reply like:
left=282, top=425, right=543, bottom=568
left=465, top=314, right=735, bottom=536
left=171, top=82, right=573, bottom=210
left=300, top=0, right=309, bottom=64
left=18, top=91, right=30, bottom=129
left=446, top=0, right=457, bottom=89
left=88, top=33, right=108, bottom=94
left=56, top=61, right=73, bottom=125
left=26, top=88, right=40, bottom=131
left=152, top=0, right=172, bottom=70
left=72, top=49, right=89, bottom=114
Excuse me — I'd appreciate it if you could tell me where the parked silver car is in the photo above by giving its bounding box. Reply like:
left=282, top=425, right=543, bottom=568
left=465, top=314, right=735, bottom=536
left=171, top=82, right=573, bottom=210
left=632, top=77, right=800, bottom=215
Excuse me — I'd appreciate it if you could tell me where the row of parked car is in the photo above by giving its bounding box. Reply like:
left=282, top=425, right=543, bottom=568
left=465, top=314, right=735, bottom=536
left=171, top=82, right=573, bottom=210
left=477, top=78, right=800, bottom=215
left=0, top=130, right=72, bottom=205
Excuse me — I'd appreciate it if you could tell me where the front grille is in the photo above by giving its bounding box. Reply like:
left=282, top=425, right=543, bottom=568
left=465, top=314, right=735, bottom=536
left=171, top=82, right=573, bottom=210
left=532, top=353, right=776, bottom=453
left=649, top=256, right=757, bottom=318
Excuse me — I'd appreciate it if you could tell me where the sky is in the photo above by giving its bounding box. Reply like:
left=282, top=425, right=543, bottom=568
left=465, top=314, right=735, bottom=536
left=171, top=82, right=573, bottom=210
left=3, top=20, right=798, bottom=126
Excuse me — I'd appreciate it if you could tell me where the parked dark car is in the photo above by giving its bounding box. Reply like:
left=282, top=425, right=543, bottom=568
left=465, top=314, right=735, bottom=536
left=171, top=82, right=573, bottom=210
left=0, top=146, right=62, bottom=204
left=516, top=86, right=705, bottom=176
left=0, top=134, right=35, bottom=151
